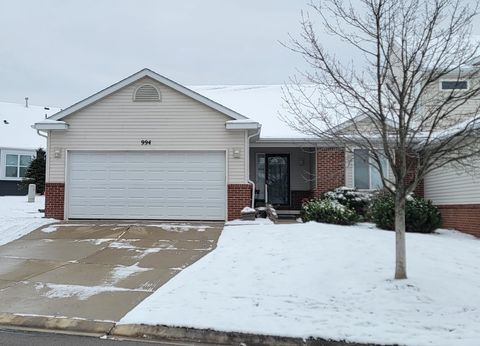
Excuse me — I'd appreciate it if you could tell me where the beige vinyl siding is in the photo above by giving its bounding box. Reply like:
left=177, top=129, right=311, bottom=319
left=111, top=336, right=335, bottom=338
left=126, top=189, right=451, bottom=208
left=425, top=164, right=480, bottom=204
left=47, top=77, right=247, bottom=183
left=340, top=117, right=386, bottom=134
left=421, top=76, right=480, bottom=129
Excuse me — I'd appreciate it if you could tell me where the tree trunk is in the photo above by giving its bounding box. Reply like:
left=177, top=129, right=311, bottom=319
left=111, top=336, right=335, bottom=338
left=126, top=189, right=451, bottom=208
left=394, top=195, right=407, bottom=279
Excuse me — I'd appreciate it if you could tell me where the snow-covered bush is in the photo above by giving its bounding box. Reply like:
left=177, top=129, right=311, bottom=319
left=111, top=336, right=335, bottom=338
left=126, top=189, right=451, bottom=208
left=302, top=198, right=358, bottom=225
left=323, top=187, right=372, bottom=219
left=370, top=191, right=441, bottom=233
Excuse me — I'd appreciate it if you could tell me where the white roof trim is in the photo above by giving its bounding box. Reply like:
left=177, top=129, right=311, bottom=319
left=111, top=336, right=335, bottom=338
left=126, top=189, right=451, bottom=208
left=48, top=69, right=248, bottom=121
left=225, top=120, right=261, bottom=130
left=32, top=121, right=69, bottom=130
left=0, top=146, right=38, bottom=151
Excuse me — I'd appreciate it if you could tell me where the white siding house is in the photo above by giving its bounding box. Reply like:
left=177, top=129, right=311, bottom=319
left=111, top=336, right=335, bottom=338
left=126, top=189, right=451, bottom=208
left=36, top=69, right=257, bottom=221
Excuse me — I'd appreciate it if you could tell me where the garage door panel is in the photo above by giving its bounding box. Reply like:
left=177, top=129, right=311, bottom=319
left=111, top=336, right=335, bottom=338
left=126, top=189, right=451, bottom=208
left=67, top=151, right=226, bottom=220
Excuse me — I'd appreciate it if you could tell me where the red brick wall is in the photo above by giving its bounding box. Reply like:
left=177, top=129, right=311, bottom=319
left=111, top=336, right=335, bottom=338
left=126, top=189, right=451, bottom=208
left=45, top=183, right=65, bottom=220
left=406, top=156, right=424, bottom=197
left=437, top=204, right=480, bottom=237
left=228, top=184, right=252, bottom=221
left=315, top=147, right=345, bottom=196
left=291, top=190, right=314, bottom=209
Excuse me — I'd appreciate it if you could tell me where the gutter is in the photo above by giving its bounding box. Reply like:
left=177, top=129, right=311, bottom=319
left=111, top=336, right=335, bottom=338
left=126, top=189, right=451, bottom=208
left=36, top=130, right=48, bottom=139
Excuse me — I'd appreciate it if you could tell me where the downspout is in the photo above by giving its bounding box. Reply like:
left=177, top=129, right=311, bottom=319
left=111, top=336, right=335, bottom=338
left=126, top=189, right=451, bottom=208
left=247, top=127, right=261, bottom=209
left=36, top=130, right=48, bottom=139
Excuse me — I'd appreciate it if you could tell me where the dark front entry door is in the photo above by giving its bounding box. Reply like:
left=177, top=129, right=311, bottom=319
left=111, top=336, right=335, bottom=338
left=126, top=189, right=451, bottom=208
left=265, top=154, right=290, bottom=206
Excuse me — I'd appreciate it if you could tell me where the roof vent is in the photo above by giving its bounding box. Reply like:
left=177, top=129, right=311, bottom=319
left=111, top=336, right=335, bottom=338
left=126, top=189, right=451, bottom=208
left=134, top=84, right=160, bottom=102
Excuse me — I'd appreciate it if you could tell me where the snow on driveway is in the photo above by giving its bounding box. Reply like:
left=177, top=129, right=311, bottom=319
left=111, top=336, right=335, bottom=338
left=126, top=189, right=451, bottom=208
left=0, top=195, right=54, bottom=246
left=120, top=222, right=480, bottom=346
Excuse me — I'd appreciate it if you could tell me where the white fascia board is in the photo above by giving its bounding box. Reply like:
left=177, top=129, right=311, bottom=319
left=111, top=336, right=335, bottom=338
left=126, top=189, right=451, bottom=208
left=251, top=138, right=322, bottom=148
left=0, top=146, right=38, bottom=152
left=255, top=137, right=320, bottom=142
left=32, top=122, right=69, bottom=130
left=48, top=68, right=248, bottom=121
left=225, top=120, right=261, bottom=130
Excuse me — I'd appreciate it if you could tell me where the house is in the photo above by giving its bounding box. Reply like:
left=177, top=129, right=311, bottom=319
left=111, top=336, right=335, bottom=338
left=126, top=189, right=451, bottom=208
left=0, top=100, right=59, bottom=195
left=422, top=72, right=480, bottom=237
left=33, top=68, right=479, bottom=236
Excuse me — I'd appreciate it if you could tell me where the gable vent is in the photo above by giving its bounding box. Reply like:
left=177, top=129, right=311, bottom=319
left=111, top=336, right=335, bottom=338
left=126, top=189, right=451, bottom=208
left=134, top=84, right=160, bottom=102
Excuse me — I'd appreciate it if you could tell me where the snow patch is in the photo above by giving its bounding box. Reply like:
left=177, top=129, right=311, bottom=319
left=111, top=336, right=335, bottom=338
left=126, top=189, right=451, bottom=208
left=120, top=222, right=480, bottom=346
left=40, top=225, right=59, bottom=233
left=225, top=218, right=274, bottom=226
left=241, top=207, right=256, bottom=213
left=41, top=223, right=88, bottom=233
left=76, top=238, right=116, bottom=245
left=133, top=247, right=163, bottom=259
left=109, top=263, right=152, bottom=285
left=144, top=224, right=211, bottom=232
left=34, top=282, right=138, bottom=300
left=0, top=196, right=54, bottom=245
left=108, top=240, right=139, bottom=249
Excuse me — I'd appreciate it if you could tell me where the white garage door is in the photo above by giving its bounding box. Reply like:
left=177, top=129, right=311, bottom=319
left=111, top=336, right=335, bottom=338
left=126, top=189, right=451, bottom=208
left=67, top=151, right=226, bottom=220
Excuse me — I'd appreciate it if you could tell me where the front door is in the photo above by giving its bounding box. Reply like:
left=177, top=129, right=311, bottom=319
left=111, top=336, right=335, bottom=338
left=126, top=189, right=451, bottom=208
left=265, top=154, right=290, bottom=206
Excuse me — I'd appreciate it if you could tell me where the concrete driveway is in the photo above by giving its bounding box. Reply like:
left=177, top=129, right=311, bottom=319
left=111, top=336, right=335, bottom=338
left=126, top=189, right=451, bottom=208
left=0, top=222, right=223, bottom=322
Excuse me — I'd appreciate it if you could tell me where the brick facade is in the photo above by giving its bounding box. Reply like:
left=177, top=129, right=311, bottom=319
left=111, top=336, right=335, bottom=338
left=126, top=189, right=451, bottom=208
left=315, top=147, right=345, bottom=196
left=437, top=204, right=480, bottom=237
left=291, top=190, right=314, bottom=209
left=406, top=156, right=424, bottom=197
left=227, top=184, right=252, bottom=221
left=44, top=183, right=65, bottom=220
left=44, top=182, right=253, bottom=221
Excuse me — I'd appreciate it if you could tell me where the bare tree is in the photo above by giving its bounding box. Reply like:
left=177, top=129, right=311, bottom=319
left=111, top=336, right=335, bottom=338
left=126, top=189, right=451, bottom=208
left=283, top=0, right=480, bottom=279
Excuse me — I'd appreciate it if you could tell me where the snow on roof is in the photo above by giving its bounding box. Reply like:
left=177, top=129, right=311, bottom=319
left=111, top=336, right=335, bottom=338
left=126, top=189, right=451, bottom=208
left=190, top=85, right=310, bottom=139
left=0, top=101, right=60, bottom=149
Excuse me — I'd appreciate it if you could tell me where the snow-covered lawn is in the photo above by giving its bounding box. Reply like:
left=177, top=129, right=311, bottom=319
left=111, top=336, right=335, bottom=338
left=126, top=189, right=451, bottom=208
left=120, top=222, right=480, bottom=346
left=0, top=195, right=54, bottom=246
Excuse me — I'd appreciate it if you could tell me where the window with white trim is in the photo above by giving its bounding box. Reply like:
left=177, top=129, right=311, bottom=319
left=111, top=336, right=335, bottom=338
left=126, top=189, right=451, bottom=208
left=440, top=80, right=468, bottom=90
left=5, top=154, right=33, bottom=178
left=353, top=149, right=388, bottom=190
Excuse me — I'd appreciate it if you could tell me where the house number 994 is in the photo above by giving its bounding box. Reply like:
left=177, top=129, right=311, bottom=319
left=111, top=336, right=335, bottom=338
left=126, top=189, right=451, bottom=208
left=141, top=140, right=152, bottom=145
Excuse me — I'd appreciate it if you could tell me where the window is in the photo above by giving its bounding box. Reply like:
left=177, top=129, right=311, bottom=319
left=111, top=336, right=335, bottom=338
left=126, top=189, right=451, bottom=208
left=133, top=84, right=160, bottom=102
left=353, top=149, right=387, bottom=190
left=255, top=153, right=265, bottom=200
left=5, top=154, right=33, bottom=178
left=440, top=80, right=468, bottom=90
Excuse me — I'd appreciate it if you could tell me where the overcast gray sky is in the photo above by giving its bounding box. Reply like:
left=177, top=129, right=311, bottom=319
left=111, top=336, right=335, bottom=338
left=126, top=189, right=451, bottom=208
left=0, top=0, right=313, bottom=107
left=1, top=0, right=479, bottom=108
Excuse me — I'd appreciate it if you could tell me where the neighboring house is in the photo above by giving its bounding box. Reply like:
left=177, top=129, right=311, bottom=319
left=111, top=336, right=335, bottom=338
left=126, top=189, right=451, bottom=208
left=422, top=72, right=480, bottom=237
left=0, top=101, right=59, bottom=195
left=33, top=69, right=479, bottom=236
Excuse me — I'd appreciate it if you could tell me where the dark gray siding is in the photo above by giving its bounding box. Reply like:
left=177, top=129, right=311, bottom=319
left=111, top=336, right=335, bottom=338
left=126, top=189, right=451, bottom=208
left=0, top=180, right=27, bottom=196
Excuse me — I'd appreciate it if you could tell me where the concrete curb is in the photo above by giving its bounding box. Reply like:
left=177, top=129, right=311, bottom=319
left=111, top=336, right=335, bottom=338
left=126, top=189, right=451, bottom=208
left=0, top=313, right=114, bottom=335
left=0, top=314, right=390, bottom=346
left=110, top=324, right=386, bottom=346
left=111, top=324, right=304, bottom=345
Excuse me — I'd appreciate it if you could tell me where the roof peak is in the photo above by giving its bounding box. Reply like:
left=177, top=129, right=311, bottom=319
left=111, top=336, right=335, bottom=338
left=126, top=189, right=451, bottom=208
left=47, top=68, right=249, bottom=122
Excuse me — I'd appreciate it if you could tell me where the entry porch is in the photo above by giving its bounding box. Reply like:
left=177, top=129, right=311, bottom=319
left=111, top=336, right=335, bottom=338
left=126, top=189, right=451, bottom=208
left=249, top=146, right=317, bottom=215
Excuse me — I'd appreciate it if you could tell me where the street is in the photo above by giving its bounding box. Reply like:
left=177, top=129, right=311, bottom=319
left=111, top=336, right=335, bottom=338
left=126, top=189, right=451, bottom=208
left=0, top=328, right=204, bottom=346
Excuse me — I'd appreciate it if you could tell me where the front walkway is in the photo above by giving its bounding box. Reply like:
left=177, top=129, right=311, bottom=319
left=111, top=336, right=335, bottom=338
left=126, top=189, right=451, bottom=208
left=0, top=221, right=222, bottom=322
